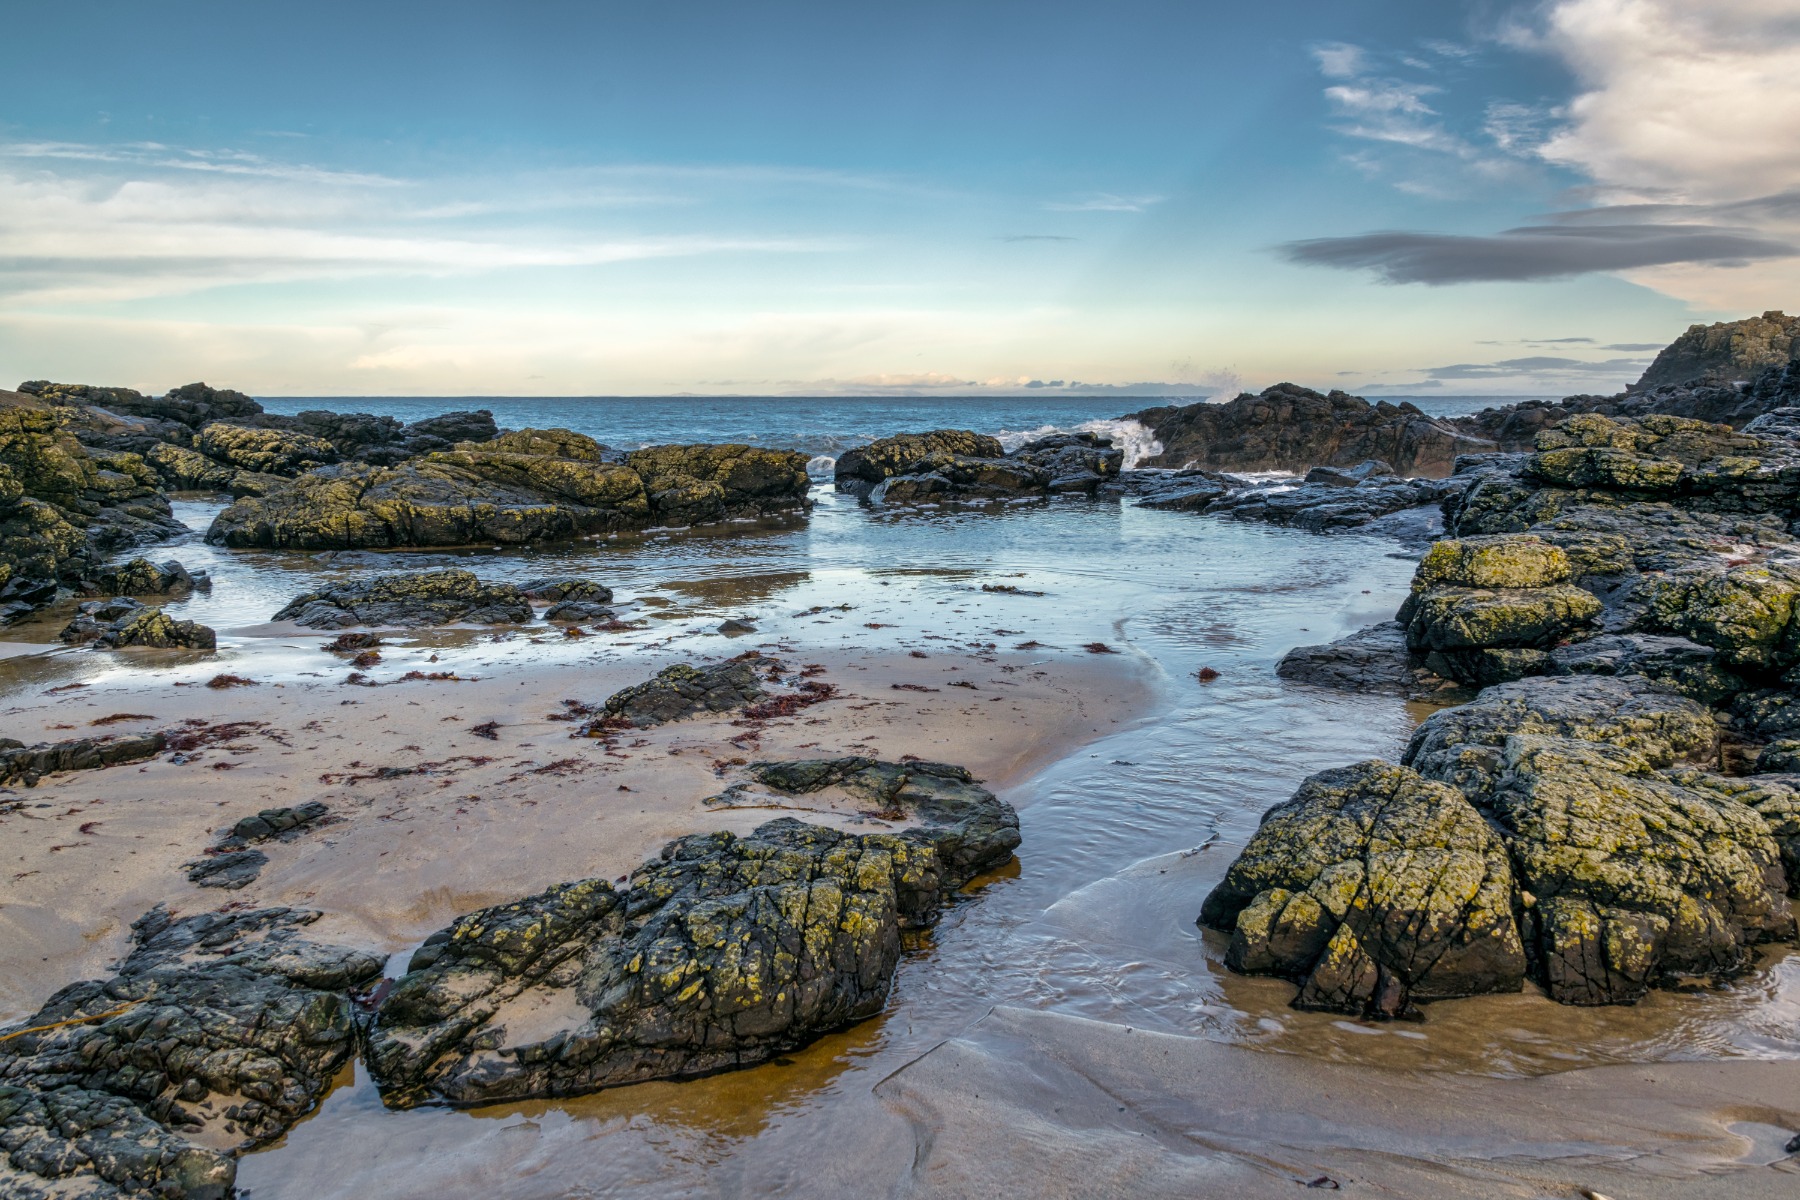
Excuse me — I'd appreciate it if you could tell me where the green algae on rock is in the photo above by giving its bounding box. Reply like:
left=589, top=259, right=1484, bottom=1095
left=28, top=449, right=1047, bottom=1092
left=366, top=760, right=1019, bottom=1109
left=1197, top=759, right=1526, bottom=1019
left=834, top=429, right=1005, bottom=493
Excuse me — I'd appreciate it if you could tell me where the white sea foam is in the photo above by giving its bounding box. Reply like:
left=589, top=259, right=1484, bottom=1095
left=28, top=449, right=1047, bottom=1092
left=991, top=418, right=1164, bottom=469
left=805, top=454, right=837, bottom=479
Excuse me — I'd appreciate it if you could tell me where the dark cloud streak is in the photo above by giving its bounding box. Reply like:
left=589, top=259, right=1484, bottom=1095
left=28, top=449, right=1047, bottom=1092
left=1278, top=223, right=1796, bottom=284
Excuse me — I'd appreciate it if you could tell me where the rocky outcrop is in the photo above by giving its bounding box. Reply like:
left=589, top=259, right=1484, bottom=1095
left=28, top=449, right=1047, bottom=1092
left=1201, top=463, right=1465, bottom=534
left=206, top=430, right=810, bottom=549
left=0, top=905, right=382, bottom=1199
left=60, top=599, right=216, bottom=650
left=1197, top=759, right=1526, bottom=1018
left=271, top=568, right=533, bottom=629
left=365, top=759, right=1017, bottom=1108
left=1275, top=621, right=1457, bottom=698
left=194, top=422, right=337, bottom=475
left=0, top=732, right=165, bottom=787
left=835, top=430, right=1004, bottom=494
left=596, top=658, right=767, bottom=727
left=1633, top=311, right=1800, bottom=391
left=1129, top=384, right=1494, bottom=477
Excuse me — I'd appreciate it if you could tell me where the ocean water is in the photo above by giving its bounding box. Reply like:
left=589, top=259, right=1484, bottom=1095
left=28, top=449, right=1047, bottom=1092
left=4, top=391, right=1788, bottom=1198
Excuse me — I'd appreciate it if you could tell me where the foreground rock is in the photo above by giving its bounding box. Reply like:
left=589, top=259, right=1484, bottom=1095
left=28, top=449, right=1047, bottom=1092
left=0, top=732, right=165, bottom=787
left=1198, top=760, right=1526, bottom=1018
left=1129, top=384, right=1494, bottom=476
left=207, top=430, right=810, bottom=549
left=1207, top=675, right=1796, bottom=1012
left=80, top=557, right=209, bottom=598
left=0, top=905, right=383, bottom=1199
left=593, top=657, right=768, bottom=727
left=271, top=568, right=533, bottom=628
left=839, top=430, right=1124, bottom=505
left=59, top=599, right=216, bottom=650
left=366, top=759, right=1018, bottom=1107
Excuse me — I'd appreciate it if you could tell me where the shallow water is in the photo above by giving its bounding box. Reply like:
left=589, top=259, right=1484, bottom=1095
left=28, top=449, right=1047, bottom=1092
left=1, top=403, right=1792, bottom=1197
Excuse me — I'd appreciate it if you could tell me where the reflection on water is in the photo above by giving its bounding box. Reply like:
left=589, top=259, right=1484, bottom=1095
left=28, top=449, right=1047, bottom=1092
left=3, top=483, right=1791, bottom=1197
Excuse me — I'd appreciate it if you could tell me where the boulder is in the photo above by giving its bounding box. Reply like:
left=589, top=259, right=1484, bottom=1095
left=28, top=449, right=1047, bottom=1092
left=1637, top=560, right=1800, bottom=672
left=82, top=557, right=209, bottom=597
left=1128, top=383, right=1495, bottom=477
left=61, top=599, right=215, bottom=650
left=874, top=453, right=1051, bottom=505
left=1011, top=432, right=1124, bottom=492
left=597, top=658, right=766, bottom=727
left=223, top=801, right=331, bottom=847
left=1197, top=759, right=1526, bottom=1018
left=0, top=905, right=382, bottom=1199
left=1275, top=621, right=1455, bottom=698
left=835, top=430, right=1004, bottom=493
left=271, top=569, right=532, bottom=629
left=195, top=422, right=337, bottom=476
left=1403, top=675, right=1791, bottom=1005
left=1547, top=634, right=1742, bottom=706
left=625, top=443, right=813, bottom=523
left=365, top=760, right=1017, bottom=1108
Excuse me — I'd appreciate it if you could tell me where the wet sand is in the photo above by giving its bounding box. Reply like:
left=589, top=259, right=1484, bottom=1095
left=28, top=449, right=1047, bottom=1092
left=0, top=638, right=1154, bottom=1023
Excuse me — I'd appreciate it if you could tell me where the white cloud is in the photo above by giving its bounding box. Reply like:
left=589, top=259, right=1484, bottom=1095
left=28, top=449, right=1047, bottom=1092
left=1534, top=0, right=1800, bottom=203
left=1043, top=193, right=1165, bottom=213
left=1311, top=42, right=1368, bottom=79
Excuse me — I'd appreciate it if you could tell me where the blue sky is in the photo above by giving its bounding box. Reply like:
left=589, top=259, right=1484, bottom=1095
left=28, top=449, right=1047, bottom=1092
left=2, top=0, right=1796, bottom=397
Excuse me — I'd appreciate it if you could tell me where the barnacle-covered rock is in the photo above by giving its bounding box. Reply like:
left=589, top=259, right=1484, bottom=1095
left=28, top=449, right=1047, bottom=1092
left=365, top=760, right=1017, bottom=1108
left=1198, top=760, right=1525, bottom=1018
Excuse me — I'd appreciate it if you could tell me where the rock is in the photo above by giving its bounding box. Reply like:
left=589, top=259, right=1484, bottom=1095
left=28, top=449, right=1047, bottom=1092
left=1304, top=459, right=1395, bottom=487
left=403, top=409, right=499, bottom=446
left=143, top=442, right=278, bottom=495
left=518, top=577, right=613, bottom=604
left=598, top=658, right=766, bottom=726
left=1402, top=675, right=1791, bottom=1005
left=718, top=618, right=757, bottom=635
left=835, top=430, right=1004, bottom=494
left=61, top=599, right=216, bottom=650
left=625, top=443, right=813, bottom=523
left=544, top=599, right=617, bottom=622
left=185, top=850, right=269, bottom=889
left=1197, top=759, right=1526, bottom=1018
left=82, top=557, right=209, bottom=597
left=1202, top=474, right=1464, bottom=533
left=206, top=431, right=809, bottom=550
left=1276, top=621, right=1457, bottom=698
left=0, top=905, right=382, bottom=1199
left=1128, top=383, right=1495, bottom=477
left=0, top=575, right=59, bottom=627
left=272, top=569, right=532, bottom=629
left=195, top=422, right=337, bottom=476
left=1011, top=432, right=1125, bottom=492
left=223, top=801, right=331, bottom=847
left=1547, top=634, right=1742, bottom=705
left=874, top=453, right=1051, bottom=505
left=365, top=760, right=1017, bottom=1108
left=1636, top=560, right=1800, bottom=672
left=0, top=732, right=165, bottom=787
left=1633, top=311, right=1800, bottom=391
left=1105, top=469, right=1233, bottom=511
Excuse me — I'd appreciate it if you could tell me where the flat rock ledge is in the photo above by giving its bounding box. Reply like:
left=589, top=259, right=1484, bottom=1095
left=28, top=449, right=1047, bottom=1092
left=0, top=906, right=382, bottom=1200
left=366, top=758, right=1019, bottom=1109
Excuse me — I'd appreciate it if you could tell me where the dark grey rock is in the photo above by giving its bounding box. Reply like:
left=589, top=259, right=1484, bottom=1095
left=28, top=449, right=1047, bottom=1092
left=0, top=732, right=165, bottom=788
left=185, top=850, right=269, bottom=889
left=594, top=658, right=767, bottom=727
left=272, top=568, right=533, bottom=628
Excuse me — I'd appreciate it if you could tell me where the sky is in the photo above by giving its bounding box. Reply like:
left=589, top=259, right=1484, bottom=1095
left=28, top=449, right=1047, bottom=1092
left=2, top=0, right=1797, bottom=398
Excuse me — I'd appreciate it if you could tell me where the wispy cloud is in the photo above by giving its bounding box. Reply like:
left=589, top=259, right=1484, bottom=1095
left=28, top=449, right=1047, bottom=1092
left=1, top=141, right=401, bottom=187
left=999, top=234, right=1077, bottom=242
left=1421, top=355, right=1651, bottom=381
left=1043, top=193, right=1164, bottom=213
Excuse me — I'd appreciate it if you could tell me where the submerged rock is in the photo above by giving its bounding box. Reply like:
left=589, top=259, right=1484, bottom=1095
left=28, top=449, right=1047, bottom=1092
left=1198, top=759, right=1526, bottom=1018
left=596, top=658, right=767, bottom=727
left=0, top=905, right=382, bottom=1199
left=366, top=760, right=1018, bottom=1108
left=271, top=568, right=533, bottom=629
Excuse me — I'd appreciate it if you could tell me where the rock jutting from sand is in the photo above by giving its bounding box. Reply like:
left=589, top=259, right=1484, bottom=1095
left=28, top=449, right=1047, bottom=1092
left=591, top=657, right=769, bottom=727
left=205, top=429, right=811, bottom=550
left=59, top=599, right=217, bottom=651
left=271, top=568, right=536, bottom=628
left=365, top=758, right=1019, bottom=1108
left=0, top=731, right=167, bottom=788
left=0, top=905, right=383, bottom=1199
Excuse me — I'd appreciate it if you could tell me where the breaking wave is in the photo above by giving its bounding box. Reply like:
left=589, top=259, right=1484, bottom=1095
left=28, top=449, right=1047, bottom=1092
left=992, top=418, right=1164, bottom=469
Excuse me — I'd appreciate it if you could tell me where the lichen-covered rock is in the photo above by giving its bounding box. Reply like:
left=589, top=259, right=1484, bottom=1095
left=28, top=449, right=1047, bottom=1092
left=271, top=568, right=532, bottom=628
left=1633, top=310, right=1800, bottom=390
left=0, top=905, right=382, bottom=1199
left=143, top=442, right=278, bottom=495
left=1402, top=675, right=1792, bottom=1005
left=835, top=430, right=1004, bottom=493
left=597, top=658, right=766, bottom=727
left=1198, top=760, right=1525, bottom=1018
left=366, top=760, right=1017, bottom=1108
left=195, top=422, right=338, bottom=476
left=0, top=732, right=165, bottom=787
left=1404, top=534, right=1572, bottom=597
left=82, top=557, right=209, bottom=598
left=1011, top=432, right=1124, bottom=492
left=1637, top=560, right=1800, bottom=672
left=1404, top=585, right=1601, bottom=653
left=60, top=599, right=216, bottom=650
left=1275, top=621, right=1458, bottom=699
left=874, top=453, right=1052, bottom=505
left=1547, top=634, right=1742, bottom=705
left=625, top=443, right=812, bottom=523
